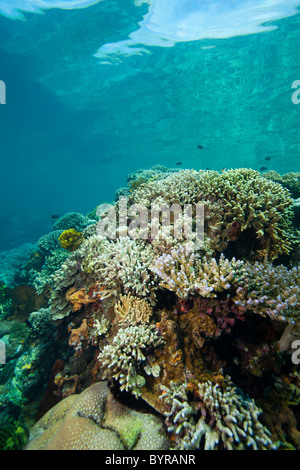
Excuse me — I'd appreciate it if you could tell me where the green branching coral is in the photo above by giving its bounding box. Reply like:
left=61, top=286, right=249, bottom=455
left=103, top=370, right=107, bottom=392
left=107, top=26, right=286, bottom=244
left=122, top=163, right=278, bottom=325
left=196, top=378, right=276, bottom=450
left=98, top=324, right=164, bottom=397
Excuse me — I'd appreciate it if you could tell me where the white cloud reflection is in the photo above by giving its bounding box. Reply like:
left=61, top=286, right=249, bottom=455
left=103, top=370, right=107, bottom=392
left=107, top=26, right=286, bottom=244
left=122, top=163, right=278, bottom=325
left=1, top=0, right=299, bottom=62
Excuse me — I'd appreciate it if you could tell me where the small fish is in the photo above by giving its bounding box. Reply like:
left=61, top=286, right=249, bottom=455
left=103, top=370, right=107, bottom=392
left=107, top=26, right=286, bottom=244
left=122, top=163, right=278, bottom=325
left=51, top=214, right=60, bottom=219
left=197, top=144, right=204, bottom=149
left=176, top=161, right=182, bottom=166
left=259, top=166, right=268, bottom=171
left=265, top=156, right=271, bottom=161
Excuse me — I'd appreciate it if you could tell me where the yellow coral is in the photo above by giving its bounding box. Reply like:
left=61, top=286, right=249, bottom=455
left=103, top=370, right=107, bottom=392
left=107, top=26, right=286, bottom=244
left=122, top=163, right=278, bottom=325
left=59, top=228, right=84, bottom=252
left=114, top=292, right=152, bottom=325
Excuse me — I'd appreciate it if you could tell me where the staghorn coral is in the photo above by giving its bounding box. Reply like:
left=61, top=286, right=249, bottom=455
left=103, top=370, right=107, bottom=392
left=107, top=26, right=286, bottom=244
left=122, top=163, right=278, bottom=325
left=25, top=382, right=169, bottom=450
left=98, top=324, right=164, bottom=397
left=160, top=378, right=275, bottom=450
left=81, top=236, right=158, bottom=302
left=151, top=247, right=241, bottom=299
left=152, top=247, right=300, bottom=325
left=233, top=261, right=300, bottom=323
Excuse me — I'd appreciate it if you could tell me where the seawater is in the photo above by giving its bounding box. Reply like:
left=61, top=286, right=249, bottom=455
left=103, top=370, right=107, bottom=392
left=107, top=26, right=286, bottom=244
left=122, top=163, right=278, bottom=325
left=0, top=0, right=299, bottom=250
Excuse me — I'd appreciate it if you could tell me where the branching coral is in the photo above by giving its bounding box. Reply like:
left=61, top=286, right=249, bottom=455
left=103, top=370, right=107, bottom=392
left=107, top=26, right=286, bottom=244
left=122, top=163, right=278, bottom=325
left=151, top=248, right=241, bottom=299
left=129, top=168, right=295, bottom=259
left=98, top=324, right=164, bottom=397
left=150, top=243, right=198, bottom=298
left=160, top=378, right=275, bottom=450
left=195, top=378, right=276, bottom=450
left=81, top=237, right=158, bottom=302
left=152, top=247, right=300, bottom=325
left=114, top=293, right=152, bottom=325
left=233, top=261, right=300, bottom=323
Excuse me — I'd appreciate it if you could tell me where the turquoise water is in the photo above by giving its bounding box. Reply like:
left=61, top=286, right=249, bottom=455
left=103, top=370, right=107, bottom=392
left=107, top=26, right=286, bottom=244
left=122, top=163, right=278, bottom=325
left=0, top=0, right=299, bottom=249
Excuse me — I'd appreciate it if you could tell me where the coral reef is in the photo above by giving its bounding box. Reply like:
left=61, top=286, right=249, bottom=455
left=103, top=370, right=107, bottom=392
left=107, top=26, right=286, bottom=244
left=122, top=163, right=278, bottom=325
left=52, top=211, right=93, bottom=233
left=1, top=166, right=300, bottom=450
left=127, top=168, right=296, bottom=259
left=264, top=170, right=300, bottom=199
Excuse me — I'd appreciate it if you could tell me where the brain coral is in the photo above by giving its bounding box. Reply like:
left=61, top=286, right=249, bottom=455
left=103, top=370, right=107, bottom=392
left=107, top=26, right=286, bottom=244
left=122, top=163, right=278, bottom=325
left=25, top=382, right=169, bottom=450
